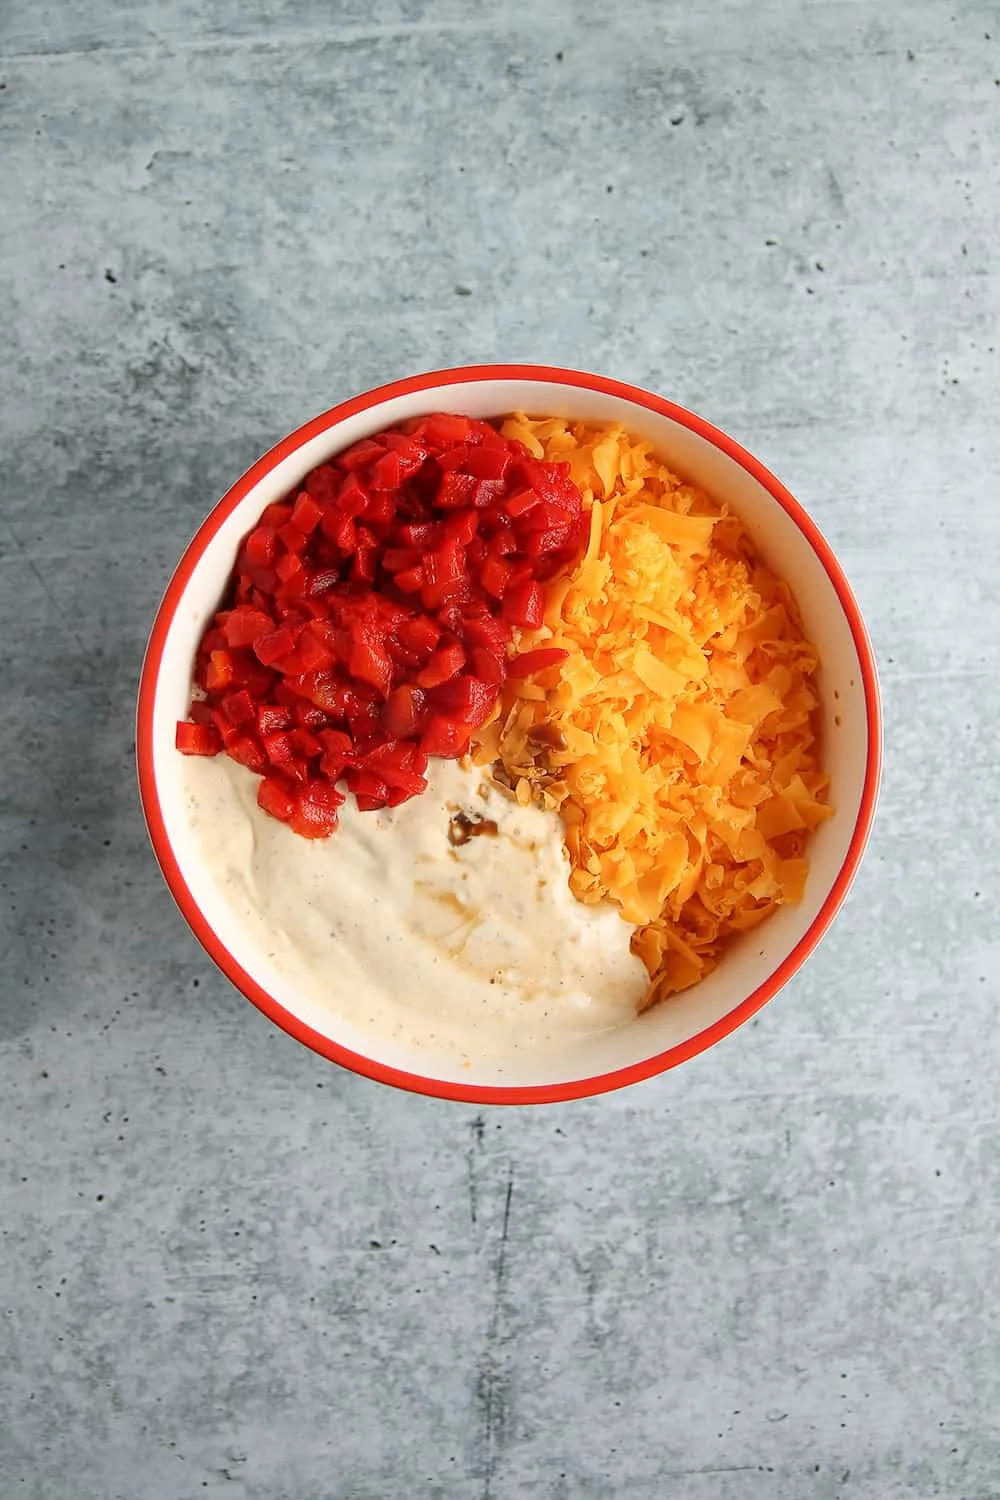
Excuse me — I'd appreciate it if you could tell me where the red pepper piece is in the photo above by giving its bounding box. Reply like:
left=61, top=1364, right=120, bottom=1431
left=367, top=449, right=405, bottom=491
left=398, top=521, right=439, bottom=547
left=205, top=649, right=237, bottom=692
left=471, top=478, right=507, bottom=509
left=435, top=444, right=475, bottom=473
left=318, top=728, right=354, bottom=758
left=419, top=412, right=473, bottom=447
left=501, top=558, right=532, bottom=587
left=479, top=555, right=512, bottom=599
left=336, top=437, right=386, bottom=472
left=458, top=595, right=490, bottom=624
left=382, top=430, right=430, bottom=457
left=319, top=752, right=349, bottom=781
left=347, top=627, right=393, bottom=697
left=382, top=546, right=423, bottom=573
left=302, top=567, right=341, bottom=599
left=436, top=471, right=477, bottom=509
left=396, top=615, right=440, bottom=656
left=382, top=682, right=427, bottom=738
left=518, top=499, right=572, bottom=533
left=257, top=704, right=295, bottom=736
left=405, top=744, right=429, bottom=777
left=394, top=564, right=424, bottom=594
left=469, top=646, right=505, bottom=684
left=278, top=520, right=309, bottom=555
left=291, top=490, right=324, bottom=535
left=188, top=699, right=216, bottom=727
left=221, top=688, right=256, bottom=725
left=344, top=767, right=392, bottom=806
left=260, top=502, right=293, bottom=530
left=363, top=491, right=395, bottom=526
left=175, top=720, right=221, bottom=756
left=223, top=607, right=273, bottom=649
left=419, top=714, right=470, bottom=759
left=244, top=525, right=278, bottom=569
left=253, top=624, right=298, bottom=666
left=320, top=511, right=357, bottom=553
left=297, top=671, right=348, bottom=716
left=349, top=547, right=377, bottom=585
left=294, top=701, right=329, bottom=732
left=464, top=445, right=513, bottom=480
left=416, top=642, right=465, bottom=688
left=503, top=576, right=542, bottom=630
left=374, top=596, right=411, bottom=628
left=420, top=542, right=466, bottom=610
left=506, top=647, right=570, bottom=679
left=257, top=773, right=298, bottom=824
left=514, top=457, right=580, bottom=508
left=273, top=680, right=302, bottom=707
left=303, top=464, right=338, bottom=504
left=335, top=472, right=371, bottom=517
left=466, top=535, right=488, bottom=569
left=244, top=565, right=278, bottom=595
left=229, top=650, right=279, bottom=698
left=228, top=735, right=268, bottom=775
left=294, top=626, right=336, bottom=674
left=477, top=501, right=515, bottom=534
left=344, top=694, right=382, bottom=749
left=430, top=674, right=497, bottom=728
left=523, top=525, right=572, bottom=561
left=276, top=548, right=306, bottom=585
left=290, top=727, right=323, bottom=760
left=200, top=624, right=228, bottom=653
left=442, top=510, right=479, bottom=546
left=209, top=707, right=240, bottom=748
left=364, top=741, right=428, bottom=797
left=282, top=754, right=311, bottom=784
left=473, top=419, right=508, bottom=448
left=504, top=487, right=539, bottom=518
left=289, top=780, right=344, bottom=838
left=486, top=532, right=517, bottom=563
left=464, top=614, right=509, bottom=655
left=263, top=730, right=295, bottom=765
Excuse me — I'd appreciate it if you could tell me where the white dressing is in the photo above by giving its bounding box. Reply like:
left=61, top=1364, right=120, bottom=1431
left=178, top=754, right=647, bottom=1059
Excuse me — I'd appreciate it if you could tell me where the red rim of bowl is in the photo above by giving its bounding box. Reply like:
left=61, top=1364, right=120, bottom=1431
left=136, top=363, right=883, bottom=1105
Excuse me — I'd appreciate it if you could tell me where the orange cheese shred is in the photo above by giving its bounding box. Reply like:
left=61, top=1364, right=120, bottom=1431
left=473, top=415, right=833, bottom=1006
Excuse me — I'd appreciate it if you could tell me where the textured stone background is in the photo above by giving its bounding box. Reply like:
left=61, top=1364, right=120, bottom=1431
left=2, top=2, right=998, bottom=1496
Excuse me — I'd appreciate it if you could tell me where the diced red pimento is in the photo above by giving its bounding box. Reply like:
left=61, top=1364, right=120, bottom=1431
left=175, top=413, right=586, bottom=835
left=175, top=721, right=221, bottom=756
left=506, top=647, right=570, bottom=679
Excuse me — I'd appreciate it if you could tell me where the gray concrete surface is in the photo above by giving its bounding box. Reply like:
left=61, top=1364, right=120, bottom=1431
left=1, top=1, right=998, bottom=1496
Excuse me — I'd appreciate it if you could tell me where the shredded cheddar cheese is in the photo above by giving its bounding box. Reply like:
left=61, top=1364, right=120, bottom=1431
left=471, top=415, right=832, bottom=1006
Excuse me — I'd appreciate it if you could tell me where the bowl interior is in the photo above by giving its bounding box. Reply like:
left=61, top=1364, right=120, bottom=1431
left=145, top=375, right=876, bottom=1096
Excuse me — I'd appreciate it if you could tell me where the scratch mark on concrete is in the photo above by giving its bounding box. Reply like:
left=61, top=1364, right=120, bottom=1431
left=660, top=1466, right=759, bottom=1476
left=0, top=14, right=582, bottom=66
left=478, top=1163, right=515, bottom=1500
left=825, top=163, right=847, bottom=215
left=467, top=1113, right=485, bottom=1228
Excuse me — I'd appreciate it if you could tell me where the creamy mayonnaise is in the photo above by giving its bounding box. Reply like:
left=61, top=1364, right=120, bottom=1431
left=178, top=754, right=647, bottom=1059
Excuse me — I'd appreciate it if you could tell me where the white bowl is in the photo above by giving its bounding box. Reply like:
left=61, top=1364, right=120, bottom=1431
left=137, top=365, right=882, bottom=1103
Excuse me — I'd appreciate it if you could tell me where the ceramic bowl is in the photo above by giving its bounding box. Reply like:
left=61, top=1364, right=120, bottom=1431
left=137, top=365, right=881, bottom=1103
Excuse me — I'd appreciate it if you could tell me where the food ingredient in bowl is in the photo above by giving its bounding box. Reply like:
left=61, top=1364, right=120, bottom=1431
left=174, top=408, right=830, bottom=1025
left=177, top=750, right=647, bottom=1059
left=175, top=414, right=587, bottom=836
left=475, top=415, right=832, bottom=1002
